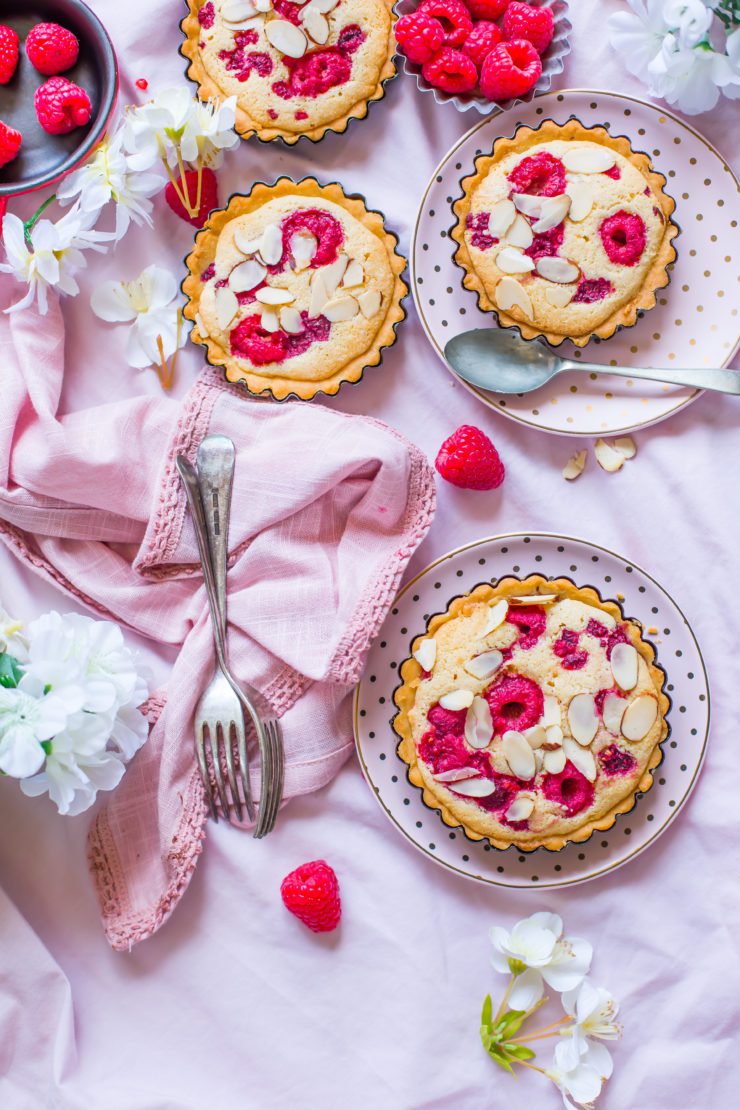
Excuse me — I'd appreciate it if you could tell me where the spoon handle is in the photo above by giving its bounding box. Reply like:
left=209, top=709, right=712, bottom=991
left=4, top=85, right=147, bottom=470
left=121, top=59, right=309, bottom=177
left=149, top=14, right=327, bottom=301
left=563, top=363, right=740, bottom=395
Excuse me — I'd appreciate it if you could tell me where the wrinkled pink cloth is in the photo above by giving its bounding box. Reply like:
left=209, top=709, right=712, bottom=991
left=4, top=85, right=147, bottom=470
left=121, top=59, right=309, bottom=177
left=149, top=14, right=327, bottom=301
left=0, top=293, right=436, bottom=951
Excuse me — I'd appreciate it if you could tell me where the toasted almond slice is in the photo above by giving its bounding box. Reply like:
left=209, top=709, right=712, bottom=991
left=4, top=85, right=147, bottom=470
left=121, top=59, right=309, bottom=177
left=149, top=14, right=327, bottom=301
left=542, top=696, right=560, bottom=728
left=265, top=19, right=308, bottom=58
left=413, top=638, right=436, bottom=672
left=465, top=696, right=494, bottom=750
left=260, top=309, right=280, bottom=333
left=543, top=747, right=566, bottom=774
left=524, top=725, right=547, bottom=750
left=595, top=438, right=625, bottom=473
left=489, top=198, right=517, bottom=239
left=611, top=642, right=638, bottom=691
left=291, top=230, right=318, bottom=271
left=546, top=285, right=575, bottom=309
left=194, top=311, right=208, bottom=338
left=259, top=223, right=283, bottom=267
left=505, top=213, right=534, bottom=250
left=545, top=724, right=564, bottom=746
left=497, top=246, right=535, bottom=274
left=532, top=195, right=572, bottom=234
left=309, top=270, right=329, bottom=317
left=464, top=649, right=504, bottom=681
left=311, top=0, right=339, bottom=10
left=565, top=180, right=594, bottom=222
left=502, top=730, right=536, bottom=781
left=342, top=260, right=364, bottom=288
left=234, top=228, right=263, bottom=257
left=229, top=258, right=267, bottom=293
left=255, top=0, right=271, bottom=10
left=359, top=289, right=382, bottom=318
left=562, top=737, right=597, bottom=781
left=323, top=295, right=359, bottom=323
left=495, top=276, right=533, bottom=320
left=482, top=598, right=509, bottom=635
left=321, top=254, right=349, bottom=297
left=448, top=776, right=498, bottom=798
left=433, top=767, right=480, bottom=783
left=614, top=436, right=637, bottom=460
left=603, top=692, right=626, bottom=736
left=302, top=7, right=329, bottom=42
left=506, top=795, right=534, bottom=822
left=509, top=593, right=558, bottom=605
left=562, top=145, right=617, bottom=174
left=562, top=449, right=587, bottom=480
left=536, top=256, right=580, bottom=284
left=280, top=306, right=304, bottom=335
left=512, top=193, right=542, bottom=218
left=439, top=689, right=475, bottom=711
left=255, top=286, right=295, bottom=306
left=621, top=693, right=658, bottom=742
left=214, top=286, right=239, bottom=330
left=568, top=693, right=598, bottom=747
left=222, top=0, right=257, bottom=21
left=534, top=748, right=545, bottom=772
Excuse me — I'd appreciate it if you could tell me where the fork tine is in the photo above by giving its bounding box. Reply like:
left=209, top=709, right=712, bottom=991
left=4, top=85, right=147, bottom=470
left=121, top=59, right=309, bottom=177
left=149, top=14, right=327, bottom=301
left=264, top=720, right=284, bottom=834
left=196, top=724, right=219, bottom=822
left=254, top=718, right=273, bottom=839
left=209, top=722, right=231, bottom=819
left=223, top=722, right=243, bottom=822
left=234, top=713, right=256, bottom=823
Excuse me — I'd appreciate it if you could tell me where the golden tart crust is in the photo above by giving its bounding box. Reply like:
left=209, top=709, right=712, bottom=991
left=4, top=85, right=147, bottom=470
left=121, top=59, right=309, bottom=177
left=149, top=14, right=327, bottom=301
left=183, top=177, right=407, bottom=401
left=180, top=0, right=397, bottom=145
left=393, top=576, right=670, bottom=852
left=451, top=119, right=679, bottom=347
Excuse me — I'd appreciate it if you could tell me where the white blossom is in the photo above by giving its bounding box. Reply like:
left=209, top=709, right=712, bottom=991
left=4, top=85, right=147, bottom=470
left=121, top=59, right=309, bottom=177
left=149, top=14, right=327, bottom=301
left=90, top=264, right=184, bottom=370
left=491, top=912, right=593, bottom=993
left=0, top=686, right=70, bottom=778
left=546, top=1037, right=613, bottom=1110
left=558, top=980, right=621, bottom=1072
left=0, top=605, right=28, bottom=661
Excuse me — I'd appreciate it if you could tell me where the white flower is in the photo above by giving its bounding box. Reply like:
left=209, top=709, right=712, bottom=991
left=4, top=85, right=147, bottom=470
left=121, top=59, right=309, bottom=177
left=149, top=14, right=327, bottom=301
left=90, top=264, right=184, bottom=370
left=663, top=0, right=714, bottom=47
left=608, top=0, right=672, bottom=81
left=491, top=912, right=593, bottom=993
left=546, top=1036, right=613, bottom=1110
left=724, top=27, right=740, bottom=97
left=558, top=980, right=621, bottom=1072
left=651, top=36, right=735, bottom=112
left=180, top=96, right=239, bottom=168
left=0, top=686, right=70, bottom=778
left=20, top=710, right=126, bottom=816
left=0, top=205, right=111, bottom=315
left=508, top=967, right=545, bottom=1012
left=56, top=130, right=162, bottom=240
left=122, top=86, right=197, bottom=171
left=0, top=605, right=28, bottom=661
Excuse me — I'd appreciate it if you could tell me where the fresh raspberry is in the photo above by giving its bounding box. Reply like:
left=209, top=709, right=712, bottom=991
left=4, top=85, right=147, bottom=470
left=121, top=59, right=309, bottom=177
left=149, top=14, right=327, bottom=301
left=0, top=25, right=19, bottom=84
left=508, top=151, right=565, bottom=196
left=395, top=12, right=445, bottom=64
left=479, top=38, right=541, bottom=100
left=280, top=860, right=341, bottom=933
left=573, top=277, right=614, bottom=304
left=485, top=674, right=544, bottom=735
left=506, top=606, right=546, bottom=650
left=422, top=46, right=478, bottom=93
left=462, top=21, right=502, bottom=69
left=542, top=762, right=594, bottom=816
left=585, top=619, right=629, bottom=660
left=0, top=120, right=21, bottom=168
left=35, top=76, right=92, bottom=135
left=135, top=77, right=149, bottom=91
left=502, top=1, right=554, bottom=54
left=418, top=729, right=493, bottom=778
left=552, top=629, right=588, bottom=670
left=435, top=425, right=505, bottom=490
left=417, top=0, right=473, bottom=48
left=0, top=197, right=6, bottom=234
left=230, top=312, right=330, bottom=365
left=463, top=0, right=510, bottom=17
left=427, top=704, right=467, bottom=737
left=524, top=223, right=565, bottom=260
left=164, top=167, right=219, bottom=227
left=599, top=210, right=647, bottom=267
left=466, top=210, right=498, bottom=250
left=599, top=745, right=637, bottom=777
left=26, top=22, right=80, bottom=76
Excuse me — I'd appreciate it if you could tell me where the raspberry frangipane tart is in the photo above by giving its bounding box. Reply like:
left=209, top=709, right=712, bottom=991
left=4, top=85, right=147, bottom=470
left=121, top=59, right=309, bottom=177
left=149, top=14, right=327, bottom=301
left=181, top=0, right=397, bottom=144
left=451, top=119, right=678, bottom=347
left=183, top=178, right=407, bottom=400
left=393, top=577, right=669, bottom=851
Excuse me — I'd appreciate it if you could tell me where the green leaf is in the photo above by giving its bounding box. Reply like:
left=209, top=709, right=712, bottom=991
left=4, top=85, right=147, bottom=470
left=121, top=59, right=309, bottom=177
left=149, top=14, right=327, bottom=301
left=41, top=740, right=53, bottom=755
left=486, top=1045, right=515, bottom=1075
left=496, top=1010, right=527, bottom=1038
left=504, top=1043, right=536, bottom=1062
left=481, top=995, right=493, bottom=1028
left=0, top=653, right=23, bottom=689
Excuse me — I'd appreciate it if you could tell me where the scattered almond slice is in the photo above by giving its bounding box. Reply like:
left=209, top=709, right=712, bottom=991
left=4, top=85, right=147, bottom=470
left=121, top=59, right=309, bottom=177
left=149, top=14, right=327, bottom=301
left=546, top=285, right=574, bottom=309
left=534, top=748, right=545, bottom=773
left=322, top=254, right=349, bottom=297
left=611, top=642, right=639, bottom=691
left=255, top=286, right=295, bottom=306
left=323, top=295, right=359, bottom=323
left=260, top=309, right=280, bottom=333
left=568, top=693, right=598, bottom=747
left=255, top=0, right=271, bottom=10
left=603, top=692, right=626, bottom=736
left=532, top=195, right=572, bottom=234
left=342, top=260, right=364, bottom=288
left=309, top=270, right=329, bottom=317
left=448, top=776, right=498, bottom=798
left=214, top=286, right=239, bottom=330
left=439, top=689, right=475, bottom=711
left=311, top=0, right=339, bottom=11
left=194, top=311, right=208, bottom=337
left=621, top=694, right=658, bottom=742
left=614, top=436, right=637, bottom=459
left=506, top=795, right=534, bottom=822
left=536, top=256, right=580, bottom=284
left=502, top=730, right=536, bottom=780
left=505, top=213, right=534, bottom=250
left=229, top=258, right=267, bottom=293
left=545, top=724, right=564, bottom=747
left=542, top=696, right=560, bottom=728
left=595, top=438, right=626, bottom=473
left=265, top=19, right=308, bottom=58
left=562, top=449, right=587, bottom=481
left=524, top=725, right=547, bottom=750
left=302, top=7, right=329, bottom=43
left=291, top=230, right=318, bottom=271
left=465, top=696, right=494, bottom=750
left=495, top=276, right=533, bottom=320
left=543, top=747, right=566, bottom=774
left=234, top=228, right=263, bottom=257
left=413, top=638, right=436, bottom=672
left=562, top=145, right=617, bottom=174
left=489, top=198, right=517, bottom=238
left=358, top=289, right=382, bottom=318
left=512, top=193, right=542, bottom=218
left=562, top=737, right=597, bottom=781
left=497, top=246, right=535, bottom=274
left=433, top=767, right=480, bottom=783
left=222, top=0, right=257, bottom=21
left=509, top=594, right=558, bottom=605
left=464, top=648, right=504, bottom=681
left=280, top=306, right=304, bottom=335
left=481, top=598, right=509, bottom=635
left=565, top=179, right=594, bottom=222
left=259, top=223, right=283, bottom=267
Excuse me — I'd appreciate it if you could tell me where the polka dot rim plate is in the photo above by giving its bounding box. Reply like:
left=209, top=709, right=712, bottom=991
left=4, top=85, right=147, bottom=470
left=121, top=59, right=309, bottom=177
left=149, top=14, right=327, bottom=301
left=354, top=533, right=710, bottom=890
left=411, top=89, right=740, bottom=437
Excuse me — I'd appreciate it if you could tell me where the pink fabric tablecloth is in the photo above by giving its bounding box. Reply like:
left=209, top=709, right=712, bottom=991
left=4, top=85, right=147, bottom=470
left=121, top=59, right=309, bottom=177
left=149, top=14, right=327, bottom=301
left=1, top=1, right=739, bottom=1107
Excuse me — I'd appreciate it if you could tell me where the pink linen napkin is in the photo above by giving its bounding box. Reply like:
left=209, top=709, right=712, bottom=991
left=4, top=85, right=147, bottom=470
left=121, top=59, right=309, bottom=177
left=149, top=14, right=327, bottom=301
left=0, top=293, right=436, bottom=950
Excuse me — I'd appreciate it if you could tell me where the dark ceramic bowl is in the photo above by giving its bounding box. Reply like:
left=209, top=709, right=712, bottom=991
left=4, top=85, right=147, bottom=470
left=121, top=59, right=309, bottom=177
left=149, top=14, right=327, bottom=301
left=0, top=0, right=118, bottom=197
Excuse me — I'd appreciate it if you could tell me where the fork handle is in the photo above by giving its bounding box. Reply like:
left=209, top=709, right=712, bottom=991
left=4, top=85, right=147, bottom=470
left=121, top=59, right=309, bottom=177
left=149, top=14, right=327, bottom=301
left=196, top=436, right=236, bottom=642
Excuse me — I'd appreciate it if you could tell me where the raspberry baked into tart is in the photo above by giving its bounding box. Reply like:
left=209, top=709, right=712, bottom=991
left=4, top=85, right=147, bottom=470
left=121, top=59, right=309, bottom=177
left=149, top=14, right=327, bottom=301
left=451, top=119, right=679, bottom=346
left=183, top=178, right=407, bottom=400
left=393, top=576, right=669, bottom=851
left=181, top=0, right=397, bottom=144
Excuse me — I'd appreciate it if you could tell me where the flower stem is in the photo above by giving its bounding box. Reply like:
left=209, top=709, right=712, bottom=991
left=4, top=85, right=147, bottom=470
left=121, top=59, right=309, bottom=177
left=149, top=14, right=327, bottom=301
left=518, top=1059, right=547, bottom=1076
left=176, top=147, right=197, bottom=218
left=23, top=194, right=57, bottom=248
left=195, top=160, right=204, bottom=215
left=510, top=1015, right=572, bottom=1043
left=493, top=974, right=515, bottom=1026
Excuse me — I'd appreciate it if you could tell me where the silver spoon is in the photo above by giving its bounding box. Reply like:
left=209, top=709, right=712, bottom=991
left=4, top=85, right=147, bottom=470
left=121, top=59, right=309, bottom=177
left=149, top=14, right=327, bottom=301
left=444, top=329, right=740, bottom=395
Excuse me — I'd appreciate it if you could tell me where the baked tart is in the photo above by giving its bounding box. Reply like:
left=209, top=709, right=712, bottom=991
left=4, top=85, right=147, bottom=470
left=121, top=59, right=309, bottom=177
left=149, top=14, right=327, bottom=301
left=180, top=0, right=397, bottom=144
left=451, top=119, right=679, bottom=347
left=393, top=576, right=669, bottom=851
left=183, top=177, right=407, bottom=400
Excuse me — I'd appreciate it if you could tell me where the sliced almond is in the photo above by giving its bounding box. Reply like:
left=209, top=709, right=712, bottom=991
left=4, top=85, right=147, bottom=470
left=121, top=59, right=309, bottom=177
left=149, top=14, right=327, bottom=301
left=532, top=195, right=572, bottom=234
left=433, top=767, right=480, bottom=783
left=464, top=649, right=504, bottom=681
left=439, top=689, right=475, bottom=711
left=512, top=193, right=542, bottom=218
left=291, top=230, right=318, bottom=271
left=562, top=449, right=587, bottom=480
left=497, top=246, right=535, bottom=275
left=614, top=436, right=637, bottom=460
left=214, top=286, right=239, bottom=330
left=545, top=724, right=564, bottom=747
left=265, top=19, right=308, bottom=58
left=568, top=693, right=598, bottom=747
left=280, top=306, right=304, bottom=335
left=482, top=598, right=509, bottom=635
left=543, top=747, right=566, bottom=775
left=534, top=749, right=545, bottom=773
left=302, top=7, right=329, bottom=43
left=259, top=223, right=283, bottom=267
left=506, top=796, right=534, bottom=822
left=536, top=257, right=580, bottom=284
left=260, top=309, right=280, bottom=333
left=565, top=180, right=594, bottom=222
left=413, top=638, right=436, bottom=672
left=595, top=438, right=625, bottom=473
left=322, top=254, right=349, bottom=297
left=194, top=311, right=208, bottom=338
left=509, top=593, right=558, bottom=605
left=495, top=276, right=533, bottom=320
left=222, top=0, right=257, bottom=21
left=311, top=0, right=339, bottom=11
left=465, top=696, right=494, bottom=750
left=542, top=696, right=560, bottom=728
left=546, top=285, right=575, bottom=309
left=621, top=694, right=658, bottom=742
left=448, top=776, right=498, bottom=798
left=309, top=270, right=329, bottom=317
left=359, top=289, right=382, bottom=318
left=524, top=725, right=547, bottom=750
left=234, top=228, right=263, bottom=257
left=505, top=214, right=534, bottom=250
left=502, top=730, right=536, bottom=781
left=603, top=692, right=626, bottom=736
left=255, top=286, right=295, bottom=306
left=562, top=737, right=597, bottom=782
left=323, top=295, right=359, bottom=323
left=611, top=642, right=638, bottom=691
left=342, top=260, right=364, bottom=289
left=229, top=258, right=267, bottom=293
left=255, top=0, right=271, bottom=10
left=562, top=145, right=617, bottom=174
left=489, top=198, right=517, bottom=239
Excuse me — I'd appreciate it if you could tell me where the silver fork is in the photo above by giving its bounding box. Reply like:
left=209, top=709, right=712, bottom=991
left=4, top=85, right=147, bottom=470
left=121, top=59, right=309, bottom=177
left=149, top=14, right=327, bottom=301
left=177, top=449, right=285, bottom=837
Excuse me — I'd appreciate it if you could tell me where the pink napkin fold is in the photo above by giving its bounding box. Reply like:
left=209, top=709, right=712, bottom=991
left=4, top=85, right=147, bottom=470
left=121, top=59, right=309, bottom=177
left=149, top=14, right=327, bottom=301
left=0, top=294, right=436, bottom=950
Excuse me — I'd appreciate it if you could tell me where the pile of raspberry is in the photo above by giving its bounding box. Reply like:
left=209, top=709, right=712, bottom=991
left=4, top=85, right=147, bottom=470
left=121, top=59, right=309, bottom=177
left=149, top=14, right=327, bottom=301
left=395, top=0, right=554, bottom=102
left=0, top=21, right=92, bottom=171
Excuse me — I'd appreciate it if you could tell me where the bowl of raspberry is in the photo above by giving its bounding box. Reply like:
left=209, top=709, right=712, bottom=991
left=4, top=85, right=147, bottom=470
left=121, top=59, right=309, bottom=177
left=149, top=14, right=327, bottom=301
left=394, top=0, right=571, bottom=114
left=0, top=0, right=117, bottom=197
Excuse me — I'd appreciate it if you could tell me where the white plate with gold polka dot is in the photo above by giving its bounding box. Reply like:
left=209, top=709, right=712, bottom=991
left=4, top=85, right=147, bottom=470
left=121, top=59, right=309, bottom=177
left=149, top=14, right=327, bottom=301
left=412, top=89, right=739, bottom=437
left=354, top=533, right=710, bottom=889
